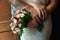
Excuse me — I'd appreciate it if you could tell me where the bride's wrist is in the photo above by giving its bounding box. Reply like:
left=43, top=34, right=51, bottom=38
left=25, top=2, right=39, bottom=7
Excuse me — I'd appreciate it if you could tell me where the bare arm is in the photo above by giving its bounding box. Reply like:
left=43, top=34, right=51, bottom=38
left=23, top=0, right=58, bottom=21
left=47, top=0, right=58, bottom=13
left=9, top=0, right=28, bottom=8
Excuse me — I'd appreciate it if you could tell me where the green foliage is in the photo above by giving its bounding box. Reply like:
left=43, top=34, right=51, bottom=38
left=18, top=9, right=32, bottom=36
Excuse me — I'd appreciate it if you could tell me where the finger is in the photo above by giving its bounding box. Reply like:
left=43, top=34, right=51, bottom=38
left=40, top=8, right=45, bottom=20
left=39, top=9, right=43, bottom=18
left=35, top=15, right=42, bottom=25
left=37, top=15, right=43, bottom=24
left=42, top=8, right=47, bottom=20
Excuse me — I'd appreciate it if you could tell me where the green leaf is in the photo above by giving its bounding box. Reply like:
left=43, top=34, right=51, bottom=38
left=19, top=25, right=25, bottom=36
left=26, top=13, right=32, bottom=21
left=22, top=9, right=30, bottom=13
left=17, top=9, right=32, bottom=36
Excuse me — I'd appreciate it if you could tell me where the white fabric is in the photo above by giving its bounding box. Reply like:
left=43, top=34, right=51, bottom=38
left=27, top=0, right=45, bottom=3
left=20, top=0, right=52, bottom=40
left=21, top=15, right=52, bottom=40
left=11, top=0, right=52, bottom=40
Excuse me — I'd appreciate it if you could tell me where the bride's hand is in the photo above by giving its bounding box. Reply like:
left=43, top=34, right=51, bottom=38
left=23, top=4, right=49, bottom=28
left=27, top=2, right=49, bottom=21
left=33, top=4, right=49, bottom=21
left=23, top=5, right=43, bottom=28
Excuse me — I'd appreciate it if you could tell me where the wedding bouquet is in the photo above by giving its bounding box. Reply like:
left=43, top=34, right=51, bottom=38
left=10, top=9, right=44, bottom=36
left=10, top=9, right=32, bottom=36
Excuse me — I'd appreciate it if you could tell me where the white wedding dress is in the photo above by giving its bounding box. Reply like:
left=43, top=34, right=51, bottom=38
left=11, top=0, right=52, bottom=40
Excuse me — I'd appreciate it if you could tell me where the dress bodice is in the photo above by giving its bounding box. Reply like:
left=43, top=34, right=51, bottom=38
left=27, top=0, right=50, bottom=6
left=27, top=0, right=45, bottom=3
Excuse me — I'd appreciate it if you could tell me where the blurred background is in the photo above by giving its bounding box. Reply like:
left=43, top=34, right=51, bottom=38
left=0, top=0, right=18, bottom=40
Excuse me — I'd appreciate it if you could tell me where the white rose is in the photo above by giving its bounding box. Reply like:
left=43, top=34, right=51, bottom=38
left=11, top=26, right=15, bottom=31
left=15, top=13, right=25, bottom=18
left=13, top=31, right=17, bottom=34
left=19, top=23, right=22, bottom=27
left=15, top=28, right=20, bottom=32
left=20, top=14, right=25, bottom=18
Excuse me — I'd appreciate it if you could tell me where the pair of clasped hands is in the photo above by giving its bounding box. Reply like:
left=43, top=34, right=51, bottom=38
left=21, top=2, right=48, bottom=28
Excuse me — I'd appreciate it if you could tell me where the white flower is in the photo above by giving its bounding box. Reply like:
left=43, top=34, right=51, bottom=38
left=19, top=23, right=22, bottom=27
left=23, top=11, right=27, bottom=14
left=13, top=31, right=17, bottom=34
left=20, top=10, right=23, bottom=13
left=20, top=14, right=25, bottom=18
left=15, top=13, right=24, bottom=18
left=10, top=23, right=13, bottom=27
left=15, top=28, right=20, bottom=32
left=11, top=26, right=15, bottom=31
